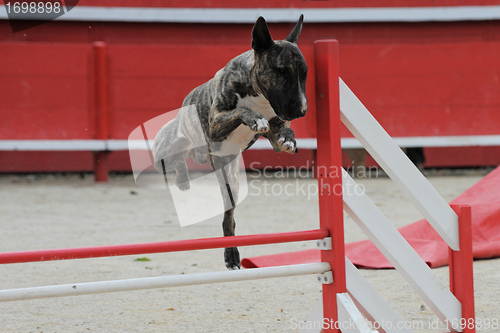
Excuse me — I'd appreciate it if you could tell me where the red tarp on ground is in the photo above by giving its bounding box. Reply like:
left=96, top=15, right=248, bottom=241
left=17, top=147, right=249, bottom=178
left=241, top=166, right=500, bottom=269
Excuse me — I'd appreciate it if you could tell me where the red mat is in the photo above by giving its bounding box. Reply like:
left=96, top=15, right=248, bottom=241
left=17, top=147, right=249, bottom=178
left=241, top=166, right=500, bottom=269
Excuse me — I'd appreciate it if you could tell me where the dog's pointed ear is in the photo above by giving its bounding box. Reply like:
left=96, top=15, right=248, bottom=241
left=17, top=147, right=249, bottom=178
left=252, top=16, right=274, bottom=52
left=284, top=14, right=304, bottom=44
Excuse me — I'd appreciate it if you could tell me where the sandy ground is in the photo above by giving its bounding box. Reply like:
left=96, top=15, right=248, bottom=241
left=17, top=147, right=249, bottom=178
left=0, top=168, right=498, bottom=333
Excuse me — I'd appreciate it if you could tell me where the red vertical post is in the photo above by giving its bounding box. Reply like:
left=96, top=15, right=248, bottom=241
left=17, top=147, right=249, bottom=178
left=449, top=204, right=475, bottom=333
left=314, top=40, right=345, bottom=332
left=91, top=41, right=110, bottom=182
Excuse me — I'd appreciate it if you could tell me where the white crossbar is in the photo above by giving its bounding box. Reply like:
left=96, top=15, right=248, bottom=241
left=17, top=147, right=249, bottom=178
left=0, top=262, right=330, bottom=302
left=345, top=258, right=414, bottom=333
left=339, top=78, right=460, bottom=250
left=337, top=293, right=377, bottom=333
left=342, top=169, right=461, bottom=326
left=302, top=258, right=415, bottom=333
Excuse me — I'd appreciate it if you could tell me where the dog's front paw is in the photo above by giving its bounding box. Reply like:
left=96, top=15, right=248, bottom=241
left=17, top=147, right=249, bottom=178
left=224, top=247, right=241, bottom=270
left=250, top=118, right=269, bottom=133
left=278, top=137, right=298, bottom=154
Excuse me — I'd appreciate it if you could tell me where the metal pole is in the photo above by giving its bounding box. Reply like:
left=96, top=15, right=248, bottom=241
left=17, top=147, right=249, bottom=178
left=0, top=263, right=330, bottom=302
left=0, top=229, right=328, bottom=265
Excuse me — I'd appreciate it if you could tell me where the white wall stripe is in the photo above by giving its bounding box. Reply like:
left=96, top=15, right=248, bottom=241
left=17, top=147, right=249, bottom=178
left=1, top=135, right=500, bottom=151
left=1, top=6, right=500, bottom=23
left=0, top=140, right=107, bottom=151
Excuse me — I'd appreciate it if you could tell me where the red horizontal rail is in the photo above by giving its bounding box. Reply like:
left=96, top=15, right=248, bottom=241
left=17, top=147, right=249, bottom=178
left=0, top=229, right=329, bottom=265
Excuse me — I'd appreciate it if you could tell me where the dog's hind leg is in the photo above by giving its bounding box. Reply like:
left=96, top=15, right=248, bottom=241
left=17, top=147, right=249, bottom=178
left=153, top=120, right=193, bottom=191
left=222, top=208, right=240, bottom=270
left=211, top=154, right=241, bottom=269
left=173, top=158, right=190, bottom=191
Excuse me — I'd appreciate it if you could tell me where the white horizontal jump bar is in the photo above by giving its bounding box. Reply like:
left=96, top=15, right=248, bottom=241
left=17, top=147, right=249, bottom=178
left=0, top=262, right=330, bottom=302
left=2, top=6, right=500, bottom=23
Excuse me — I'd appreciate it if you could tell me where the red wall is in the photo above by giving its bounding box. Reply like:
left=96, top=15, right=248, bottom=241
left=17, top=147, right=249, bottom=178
left=1, top=8, right=500, bottom=172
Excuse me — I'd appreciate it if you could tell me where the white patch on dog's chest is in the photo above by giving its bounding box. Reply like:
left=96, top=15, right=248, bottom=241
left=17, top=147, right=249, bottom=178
left=236, top=94, right=276, bottom=120
left=214, top=94, right=276, bottom=156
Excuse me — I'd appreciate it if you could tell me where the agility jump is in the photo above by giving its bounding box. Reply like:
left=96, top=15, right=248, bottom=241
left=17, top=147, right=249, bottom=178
left=0, top=40, right=475, bottom=333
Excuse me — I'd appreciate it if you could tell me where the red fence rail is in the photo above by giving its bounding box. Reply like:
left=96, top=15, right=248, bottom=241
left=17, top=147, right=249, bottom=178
left=0, top=229, right=329, bottom=265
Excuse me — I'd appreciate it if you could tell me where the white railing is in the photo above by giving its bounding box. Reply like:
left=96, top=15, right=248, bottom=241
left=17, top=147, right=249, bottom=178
left=337, top=78, right=466, bottom=332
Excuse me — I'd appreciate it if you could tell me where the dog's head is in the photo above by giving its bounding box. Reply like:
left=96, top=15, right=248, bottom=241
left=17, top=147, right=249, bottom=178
left=251, top=15, right=307, bottom=121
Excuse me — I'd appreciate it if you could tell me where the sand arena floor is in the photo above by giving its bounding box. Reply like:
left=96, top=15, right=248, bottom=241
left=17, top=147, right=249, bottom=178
left=0, top=169, right=498, bottom=332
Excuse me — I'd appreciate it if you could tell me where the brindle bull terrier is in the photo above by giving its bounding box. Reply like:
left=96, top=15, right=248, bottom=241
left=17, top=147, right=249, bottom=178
left=153, top=15, right=308, bottom=269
